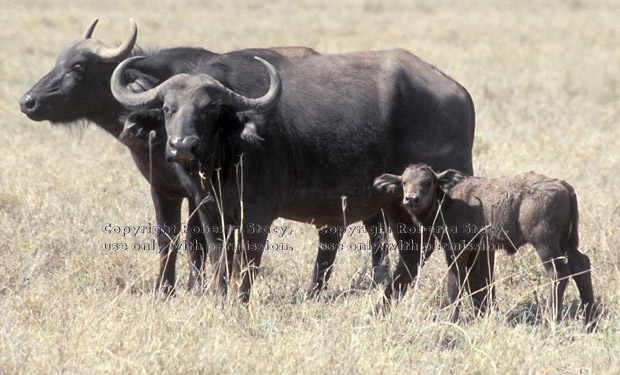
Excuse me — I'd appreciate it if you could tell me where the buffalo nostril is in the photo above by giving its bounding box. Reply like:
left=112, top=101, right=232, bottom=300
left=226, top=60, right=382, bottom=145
left=179, top=136, right=200, bottom=155
left=168, top=136, right=199, bottom=161
left=20, top=95, right=37, bottom=112
left=187, top=140, right=199, bottom=154
left=25, top=97, right=36, bottom=109
left=169, top=137, right=183, bottom=150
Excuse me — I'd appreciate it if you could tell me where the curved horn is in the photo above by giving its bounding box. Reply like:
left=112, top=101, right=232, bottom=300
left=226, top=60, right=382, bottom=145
left=201, top=56, right=282, bottom=112
left=82, top=18, right=99, bottom=39
left=94, top=18, right=137, bottom=62
left=110, top=56, right=162, bottom=109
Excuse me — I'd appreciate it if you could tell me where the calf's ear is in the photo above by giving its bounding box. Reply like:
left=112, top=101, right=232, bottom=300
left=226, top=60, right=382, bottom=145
left=435, top=169, right=464, bottom=190
left=374, top=174, right=403, bottom=195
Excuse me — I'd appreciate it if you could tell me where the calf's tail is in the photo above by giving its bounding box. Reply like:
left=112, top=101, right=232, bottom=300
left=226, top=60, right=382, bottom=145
left=561, top=181, right=579, bottom=251
left=561, top=181, right=597, bottom=331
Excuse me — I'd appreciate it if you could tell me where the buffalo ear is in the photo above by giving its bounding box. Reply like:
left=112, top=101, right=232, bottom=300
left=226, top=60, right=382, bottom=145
left=232, top=111, right=265, bottom=144
left=435, top=169, right=464, bottom=190
left=240, top=120, right=264, bottom=143
left=374, top=174, right=403, bottom=195
left=124, top=109, right=163, bottom=131
left=120, top=109, right=163, bottom=144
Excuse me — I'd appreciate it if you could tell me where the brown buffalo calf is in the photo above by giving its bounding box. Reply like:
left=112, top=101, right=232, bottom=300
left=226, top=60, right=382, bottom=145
left=374, top=164, right=595, bottom=329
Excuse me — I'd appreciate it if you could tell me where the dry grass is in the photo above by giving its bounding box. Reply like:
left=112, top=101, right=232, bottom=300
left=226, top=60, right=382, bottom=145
left=1, top=0, right=620, bottom=373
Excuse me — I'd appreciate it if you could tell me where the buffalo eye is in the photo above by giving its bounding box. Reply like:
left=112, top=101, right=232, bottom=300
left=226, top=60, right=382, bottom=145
left=72, top=63, right=85, bottom=74
left=162, top=106, right=177, bottom=118
left=423, top=180, right=432, bottom=188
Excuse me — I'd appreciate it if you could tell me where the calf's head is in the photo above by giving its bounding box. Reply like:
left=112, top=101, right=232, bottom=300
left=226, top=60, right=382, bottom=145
left=374, top=164, right=464, bottom=216
left=111, top=56, right=281, bottom=164
left=19, top=18, right=137, bottom=123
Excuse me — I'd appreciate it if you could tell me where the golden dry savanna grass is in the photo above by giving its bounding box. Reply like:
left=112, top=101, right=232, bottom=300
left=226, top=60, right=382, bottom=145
left=1, top=0, right=619, bottom=374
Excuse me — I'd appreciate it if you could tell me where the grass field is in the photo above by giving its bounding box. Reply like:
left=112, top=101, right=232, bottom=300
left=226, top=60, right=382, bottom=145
left=1, top=0, right=619, bottom=373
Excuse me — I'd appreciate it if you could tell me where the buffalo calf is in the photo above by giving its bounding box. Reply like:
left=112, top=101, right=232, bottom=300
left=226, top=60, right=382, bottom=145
left=374, top=164, right=595, bottom=329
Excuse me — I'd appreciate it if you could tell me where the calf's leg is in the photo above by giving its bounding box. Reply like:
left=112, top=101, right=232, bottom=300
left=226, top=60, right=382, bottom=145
left=466, top=248, right=496, bottom=317
left=444, top=248, right=471, bottom=322
left=381, top=206, right=434, bottom=307
left=536, top=242, right=571, bottom=323
left=567, top=248, right=595, bottom=329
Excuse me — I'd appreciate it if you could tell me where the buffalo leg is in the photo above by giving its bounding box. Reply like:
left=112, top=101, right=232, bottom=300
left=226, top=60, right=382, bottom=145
left=209, top=223, right=255, bottom=298
left=172, top=163, right=221, bottom=293
left=186, top=199, right=208, bottom=292
left=151, top=188, right=182, bottom=295
left=365, top=212, right=391, bottom=286
left=207, top=223, right=230, bottom=297
left=235, top=229, right=270, bottom=303
left=305, top=226, right=345, bottom=298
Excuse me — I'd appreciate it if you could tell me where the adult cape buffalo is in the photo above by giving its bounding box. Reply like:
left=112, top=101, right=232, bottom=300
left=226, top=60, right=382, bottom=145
left=19, top=18, right=214, bottom=293
left=110, top=48, right=481, bottom=308
left=18, top=18, right=389, bottom=296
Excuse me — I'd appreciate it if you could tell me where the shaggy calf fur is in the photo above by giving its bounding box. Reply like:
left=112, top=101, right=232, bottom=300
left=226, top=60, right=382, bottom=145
left=374, top=164, right=595, bottom=329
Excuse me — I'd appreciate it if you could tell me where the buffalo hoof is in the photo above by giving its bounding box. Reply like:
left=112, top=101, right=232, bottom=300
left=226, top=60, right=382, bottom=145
left=371, top=297, right=391, bottom=317
left=371, top=263, right=392, bottom=288
left=156, top=281, right=176, bottom=297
